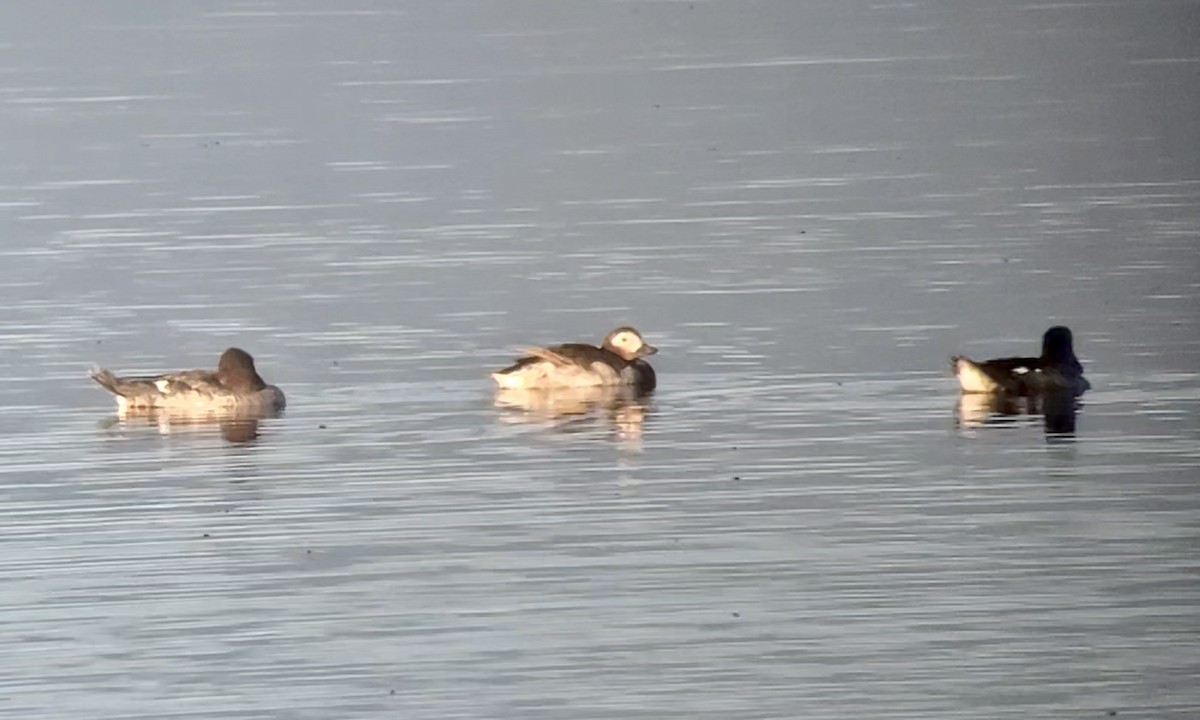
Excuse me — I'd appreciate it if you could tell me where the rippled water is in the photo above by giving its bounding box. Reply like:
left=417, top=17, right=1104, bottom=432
left=1, top=2, right=1197, bottom=718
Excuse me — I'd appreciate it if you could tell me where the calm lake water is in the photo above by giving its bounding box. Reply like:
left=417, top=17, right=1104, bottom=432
left=1, top=2, right=1198, bottom=718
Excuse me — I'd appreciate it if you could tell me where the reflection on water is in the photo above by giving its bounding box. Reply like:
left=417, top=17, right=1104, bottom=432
left=955, top=390, right=1079, bottom=438
left=494, top=385, right=652, bottom=443
left=1040, top=390, right=1079, bottom=437
left=97, top=407, right=280, bottom=444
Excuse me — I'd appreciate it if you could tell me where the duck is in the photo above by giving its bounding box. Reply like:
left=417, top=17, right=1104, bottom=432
left=952, top=326, right=1090, bottom=396
left=91, top=347, right=286, bottom=413
left=491, top=326, right=658, bottom=392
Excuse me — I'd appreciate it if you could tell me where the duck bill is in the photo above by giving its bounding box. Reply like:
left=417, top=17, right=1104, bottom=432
left=637, top=344, right=658, bottom=358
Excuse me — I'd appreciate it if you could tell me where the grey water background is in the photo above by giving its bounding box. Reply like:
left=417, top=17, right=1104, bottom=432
left=1, top=1, right=1198, bottom=718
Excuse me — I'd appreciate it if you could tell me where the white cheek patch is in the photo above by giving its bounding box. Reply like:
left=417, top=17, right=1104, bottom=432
left=155, top=379, right=171, bottom=394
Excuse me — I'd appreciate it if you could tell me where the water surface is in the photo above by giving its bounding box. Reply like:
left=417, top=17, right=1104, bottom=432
left=1, top=2, right=1198, bottom=718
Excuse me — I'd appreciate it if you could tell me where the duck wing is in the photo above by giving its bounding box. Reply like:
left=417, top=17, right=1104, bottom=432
left=976, top=356, right=1041, bottom=375
left=521, top=344, right=610, bottom=366
left=499, top=343, right=620, bottom=373
left=91, top=367, right=224, bottom=399
left=540, top=343, right=621, bottom=367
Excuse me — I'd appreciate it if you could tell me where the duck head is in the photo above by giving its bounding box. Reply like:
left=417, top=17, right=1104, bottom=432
left=1041, top=326, right=1077, bottom=363
left=602, top=327, right=658, bottom=361
left=217, top=347, right=267, bottom=393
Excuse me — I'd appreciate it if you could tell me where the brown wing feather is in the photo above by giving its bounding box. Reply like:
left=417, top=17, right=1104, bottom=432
left=90, top=368, right=222, bottom=398
left=160, top=370, right=223, bottom=395
left=521, top=346, right=576, bottom=366
left=500, top=343, right=620, bottom=372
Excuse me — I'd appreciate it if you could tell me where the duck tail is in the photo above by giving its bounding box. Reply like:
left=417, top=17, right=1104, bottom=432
left=90, top=366, right=125, bottom=396
left=950, top=356, right=1006, bottom=394
left=491, top=370, right=522, bottom=389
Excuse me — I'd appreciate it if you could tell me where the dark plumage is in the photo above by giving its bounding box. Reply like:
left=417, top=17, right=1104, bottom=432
left=952, top=326, right=1089, bottom=396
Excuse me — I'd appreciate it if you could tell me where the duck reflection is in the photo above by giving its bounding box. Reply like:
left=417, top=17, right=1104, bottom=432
left=955, top=388, right=1079, bottom=438
left=493, top=385, right=652, bottom=441
left=1040, top=388, right=1078, bottom=436
left=99, top=407, right=279, bottom=444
